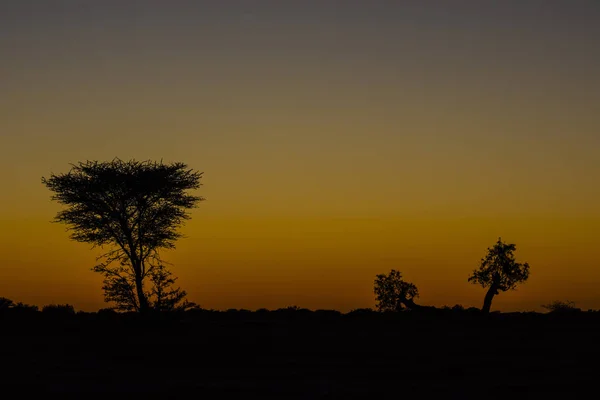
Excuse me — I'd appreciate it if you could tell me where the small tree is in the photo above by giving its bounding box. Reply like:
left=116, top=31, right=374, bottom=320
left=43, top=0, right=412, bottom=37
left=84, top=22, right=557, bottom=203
left=148, top=263, right=197, bottom=312
left=42, top=158, right=203, bottom=314
left=468, top=238, right=530, bottom=314
left=374, top=269, right=419, bottom=312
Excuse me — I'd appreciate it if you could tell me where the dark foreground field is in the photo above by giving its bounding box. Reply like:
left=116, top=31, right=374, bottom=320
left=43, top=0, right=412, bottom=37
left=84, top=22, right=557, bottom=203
left=1, top=308, right=598, bottom=398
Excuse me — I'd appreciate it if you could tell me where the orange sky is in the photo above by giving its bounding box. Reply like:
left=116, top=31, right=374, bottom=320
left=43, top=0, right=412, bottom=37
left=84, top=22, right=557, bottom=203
left=1, top=1, right=599, bottom=312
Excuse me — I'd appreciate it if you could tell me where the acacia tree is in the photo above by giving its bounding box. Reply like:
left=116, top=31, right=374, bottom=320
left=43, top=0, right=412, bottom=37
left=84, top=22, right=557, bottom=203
left=42, top=158, right=203, bottom=314
left=374, top=269, right=420, bottom=311
left=468, top=238, right=530, bottom=314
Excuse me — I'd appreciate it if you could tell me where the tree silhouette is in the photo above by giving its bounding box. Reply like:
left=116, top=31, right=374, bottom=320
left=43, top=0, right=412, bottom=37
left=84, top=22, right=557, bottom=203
left=42, top=158, right=203, bottom=314
left=374, top=269, right=419, bottom=311
left=150, top=263, right=197, bottom=312
left=468, top=238, right=530, bottom=314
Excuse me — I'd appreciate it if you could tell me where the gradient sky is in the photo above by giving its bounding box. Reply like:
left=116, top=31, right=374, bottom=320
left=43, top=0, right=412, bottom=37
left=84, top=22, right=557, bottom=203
left=1, top=0, right=599, bottom=312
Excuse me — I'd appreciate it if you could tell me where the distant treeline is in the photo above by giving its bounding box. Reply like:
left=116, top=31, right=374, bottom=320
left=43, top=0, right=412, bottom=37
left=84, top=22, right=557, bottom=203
left=1, top=301, right=594, bottom=322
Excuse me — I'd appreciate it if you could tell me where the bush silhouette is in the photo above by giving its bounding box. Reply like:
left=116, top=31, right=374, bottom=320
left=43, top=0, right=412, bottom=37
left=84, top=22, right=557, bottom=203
left=347, top=308, right=376, bottom=317
left=542, top=300, right=581, bottom=313
left=1, top=298, right=39, bottom=315
left=41, top=304, right=76, bottom=316
left=0, top=297, right=14, bottom=311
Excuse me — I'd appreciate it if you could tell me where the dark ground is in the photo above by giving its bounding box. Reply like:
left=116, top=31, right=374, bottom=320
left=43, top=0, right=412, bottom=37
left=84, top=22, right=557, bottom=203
left=1, top=308, right=598, bottom=398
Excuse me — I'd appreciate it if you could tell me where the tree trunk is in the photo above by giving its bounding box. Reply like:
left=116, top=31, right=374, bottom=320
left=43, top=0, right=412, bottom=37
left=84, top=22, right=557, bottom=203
left=134, top=272, right=149, bottom=314
left=481, top=284, right=498, bottom=314
left=400, top=297, right=433, bottom=312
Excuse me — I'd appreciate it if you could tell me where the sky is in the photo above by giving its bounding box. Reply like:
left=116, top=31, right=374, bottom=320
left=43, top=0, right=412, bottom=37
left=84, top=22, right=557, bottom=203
left=1, top=0, right=599, bottom=312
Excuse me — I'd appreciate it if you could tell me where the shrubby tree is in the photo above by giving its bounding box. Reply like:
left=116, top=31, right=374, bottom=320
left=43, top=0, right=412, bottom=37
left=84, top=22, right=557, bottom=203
left=42, top=158, right=203, bottom=314
left=374, top=269, right=419, bottom=311
left=468, top=238, right=530, bottom=314
left=93, top=261, right=197, bottom=312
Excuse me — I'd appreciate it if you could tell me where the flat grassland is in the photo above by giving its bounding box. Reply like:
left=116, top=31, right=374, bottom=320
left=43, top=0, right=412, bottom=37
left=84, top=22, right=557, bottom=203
left=1, top=309, right=597, bottom=398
